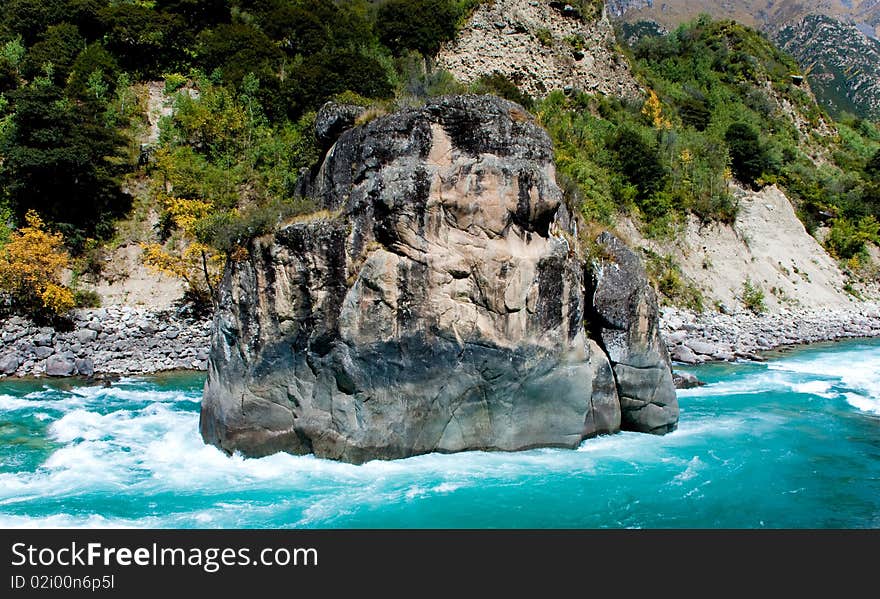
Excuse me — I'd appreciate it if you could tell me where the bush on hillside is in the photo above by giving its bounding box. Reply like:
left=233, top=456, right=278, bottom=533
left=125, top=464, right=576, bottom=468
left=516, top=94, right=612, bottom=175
left=0, top=210, right=74, bottom=319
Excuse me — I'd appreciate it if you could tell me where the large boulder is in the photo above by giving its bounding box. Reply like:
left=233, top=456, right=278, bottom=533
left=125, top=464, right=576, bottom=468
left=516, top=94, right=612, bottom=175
left=45, top=356, right=76, bottom=377
left=588, top=232, right=679, bottom=433
left=201, top=95, right=676, bottom=462
left=0, top=353, right=20, bottom=375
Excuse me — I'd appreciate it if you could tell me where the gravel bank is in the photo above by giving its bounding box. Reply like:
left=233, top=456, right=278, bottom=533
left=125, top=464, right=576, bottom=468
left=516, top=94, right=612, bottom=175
left=4, top=302, right=879, bottom=378
left=661, top=303, right=880, bottom=364
left=0, top=307, right=211, bottom=378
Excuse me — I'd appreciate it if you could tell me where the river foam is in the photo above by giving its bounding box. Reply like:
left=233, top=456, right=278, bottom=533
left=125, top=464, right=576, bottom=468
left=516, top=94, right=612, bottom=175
left=1, top=339, right=879, bottom=528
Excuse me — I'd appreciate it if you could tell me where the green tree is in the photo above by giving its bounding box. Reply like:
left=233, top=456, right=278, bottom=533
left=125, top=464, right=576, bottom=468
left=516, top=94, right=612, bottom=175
left=66, top=42, right=119, bottom=100
left=377, top=0, right=459, bottom=57
left=0, top=77, right=130, bottom=245
left=866, top=148, right=880, bottom=181
left=99, top=3, right=189, bottom=78
left=612, top=125, right=666, bottom=202
left=22, top=23, right=85, bottom=83
left=2, top=0, right=68, bottom=45
left=196, top=23, right=283, bottom=87
left=725, top=122, right=772, bottom=187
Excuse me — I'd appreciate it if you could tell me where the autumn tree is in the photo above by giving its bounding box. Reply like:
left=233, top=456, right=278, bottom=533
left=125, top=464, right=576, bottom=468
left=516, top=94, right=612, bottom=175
left=141, top=196, right=223, bottom=307
left=641, top=89, right=671, bottom=130
left=0, top=210, right=74, bottom=318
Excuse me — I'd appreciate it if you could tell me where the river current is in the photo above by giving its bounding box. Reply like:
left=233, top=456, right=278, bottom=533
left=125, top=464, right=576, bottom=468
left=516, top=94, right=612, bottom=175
left=1, top=338, right=878, bottom=528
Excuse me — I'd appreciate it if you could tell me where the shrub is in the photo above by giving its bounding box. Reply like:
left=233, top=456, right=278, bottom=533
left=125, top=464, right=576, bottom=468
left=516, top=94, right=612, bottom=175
left=535, top=28, right=553, bottom=47
left=163, top=72, right=187, bottom=95
left=471, top=72, right=534, bottom=109
left=0, top=210, right=74, bottom=318
left=725, top=122, right=774, bottom=187
left=866, top=148, right=880, bottom=181
left=73, top=288, right=102, bottom=308
left=825, top=216, right=879, bottom=260
left=611, top=125, right=667, bottom=204
left=742, top=277, right=766, bottom=313
left=644, top=250, right=704, bottom=311
left=195, top=196, right=318, bottom=255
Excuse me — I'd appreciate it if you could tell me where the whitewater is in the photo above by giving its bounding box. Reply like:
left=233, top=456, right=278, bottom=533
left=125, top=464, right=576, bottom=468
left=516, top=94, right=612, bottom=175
left=1, top=338, right=878, bottom=528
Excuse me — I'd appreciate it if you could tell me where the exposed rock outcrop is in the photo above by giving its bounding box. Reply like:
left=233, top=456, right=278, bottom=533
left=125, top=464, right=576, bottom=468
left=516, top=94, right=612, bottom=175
left=200, top=95, right=676, bottom=463
left=589, top=232, right=679, bottom=433
left=436, top=0, right=641, bottom=100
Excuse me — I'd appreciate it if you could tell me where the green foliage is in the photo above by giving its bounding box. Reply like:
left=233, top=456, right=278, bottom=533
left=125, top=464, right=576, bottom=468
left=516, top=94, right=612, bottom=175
left=163, top=72, right=186, bottom=95
left=0, top=0, right=473, bottom=268
left=21, top=23, right=84, bottom=83
left=725, top=122, right=775, bottom=188
left=73, top=287, right=101, bottom=308
left=825, top=216, right=880, bottom=260
left=612, top=125, right=666, bottom=205
left=535, top=28, right=552, bottom=47
left=644, top=250, right=704, bottom=311
left=66, top=42, right=119, bottom=100
left=153, top=75, right=319, bottom=255
left=867, top=148, right=880, bottom=181
left=377, top=0, right=461, bottom=57
left=742, top=277, right=766, bottom=313
left=195, top=196, right=319, bottom=255
left=470, top=72, right=534, bottom=109
left=0, top=76, right=132, bottom=247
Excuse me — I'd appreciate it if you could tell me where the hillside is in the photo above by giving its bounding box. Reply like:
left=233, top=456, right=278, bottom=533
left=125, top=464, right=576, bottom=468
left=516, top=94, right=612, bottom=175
left=436, top=0, right=641, bottom=99
left=609, top=0, right=880, bottom=120
left=0, top=0, right=878, bottom=322
left=607, top=0, right=880, bottom=37
left=776, top=15, right=880, bottom=120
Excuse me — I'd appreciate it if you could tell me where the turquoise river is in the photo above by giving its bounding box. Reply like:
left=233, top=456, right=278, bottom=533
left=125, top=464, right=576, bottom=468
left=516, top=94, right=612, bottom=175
left=1, top=338, right=879, bottom=528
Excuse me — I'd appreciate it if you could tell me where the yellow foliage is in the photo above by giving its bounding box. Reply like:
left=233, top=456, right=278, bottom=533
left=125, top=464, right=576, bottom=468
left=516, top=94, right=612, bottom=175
left=40, top=284, right=76, bottom=316
left=141, top=195, right=224, bottom=304
left=141, top=240, right=222, bottom=301
left=142, top=243, right=191, bottom=282
left=642, top=90, right=672, bottom=130
left=0, top=210, right=75, bottom=316
left=161, top=195, right=214, bottom=234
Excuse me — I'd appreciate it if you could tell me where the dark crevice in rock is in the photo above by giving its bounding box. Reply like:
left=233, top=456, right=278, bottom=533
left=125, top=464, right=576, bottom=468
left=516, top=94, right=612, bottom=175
left=583, top=262, right=610, bottom=353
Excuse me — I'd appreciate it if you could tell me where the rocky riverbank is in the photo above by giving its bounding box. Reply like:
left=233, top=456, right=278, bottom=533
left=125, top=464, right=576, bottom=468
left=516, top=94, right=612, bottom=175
left=3, top=300, right=879, bottom=379
left=0, top=307, right=211, bottom=378
left=661, top=302, right=880, bottom=364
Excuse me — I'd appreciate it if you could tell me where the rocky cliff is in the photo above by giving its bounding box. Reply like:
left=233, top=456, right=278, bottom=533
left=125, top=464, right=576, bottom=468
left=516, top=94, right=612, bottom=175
left=200, top=95, right=677, bottom=463
left=436, top=0, right=641, bottom=100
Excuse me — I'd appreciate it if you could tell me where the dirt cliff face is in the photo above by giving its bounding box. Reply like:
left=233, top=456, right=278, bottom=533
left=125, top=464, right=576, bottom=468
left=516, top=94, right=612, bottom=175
left=200, top=96, right=676, bottom=463
left=436, top=0, right=641, bottom=100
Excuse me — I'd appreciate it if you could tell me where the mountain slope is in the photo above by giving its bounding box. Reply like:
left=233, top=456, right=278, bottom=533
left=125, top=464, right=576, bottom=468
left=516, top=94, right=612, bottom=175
left=776, top=14, right=880, bottom=119
left=607, top=1, right=880, bottom=38
left=609, top=1, right=880, bottom=119
left=436, top=0, right=641, bottom=100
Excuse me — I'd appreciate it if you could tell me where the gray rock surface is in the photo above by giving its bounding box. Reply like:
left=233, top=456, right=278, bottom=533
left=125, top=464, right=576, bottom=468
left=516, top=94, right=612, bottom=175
left=672, top=371, right=704, bottom=389
left=315, top=102, right=366, bottom=149
left=75, top=358, right=95, bottom=377
left=661, top=303, right=880, bottom=362
left=0, top=353, right=20, bottom=374
left=0, top=308, right=211, bottom=378
left=45, top=356, right=76, bottom=377
left=201, top=95, right=676, bottom=463
left=588, top=232, right=679, bottom=434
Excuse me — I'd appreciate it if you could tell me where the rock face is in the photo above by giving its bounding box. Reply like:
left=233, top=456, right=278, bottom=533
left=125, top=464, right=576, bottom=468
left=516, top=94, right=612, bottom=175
left=436, top=0, right=641, bottom=100
left=588, top=233, right=679, bottom=433
left=200, top=95, right=677, bottom=463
